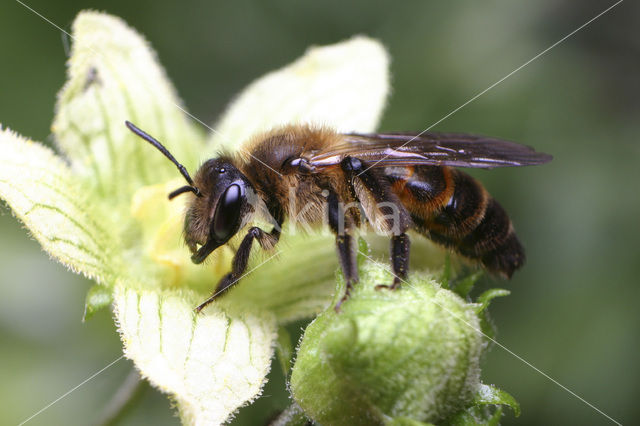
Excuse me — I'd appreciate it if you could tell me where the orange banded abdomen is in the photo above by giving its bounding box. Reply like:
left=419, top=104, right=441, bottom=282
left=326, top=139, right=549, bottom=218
left=385, top=165, right=525, bottom=277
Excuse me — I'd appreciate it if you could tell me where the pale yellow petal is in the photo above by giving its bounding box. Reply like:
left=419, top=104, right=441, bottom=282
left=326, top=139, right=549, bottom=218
left=208, top=36, right=389, bottom=151
left=114, top=285, right=276, bottom=425
left=0, top=127, right=118, bottom=283
left=54, top=11, right=203, bottom=201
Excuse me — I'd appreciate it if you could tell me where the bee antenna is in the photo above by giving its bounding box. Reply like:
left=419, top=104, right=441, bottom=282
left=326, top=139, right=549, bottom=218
left=169, top=185, right=200, bottom=199
left=125, top=121, right=202, bottom=197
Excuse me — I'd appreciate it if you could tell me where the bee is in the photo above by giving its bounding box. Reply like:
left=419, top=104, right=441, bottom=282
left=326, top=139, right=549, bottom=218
left=126, top=121, right=551, bottom=312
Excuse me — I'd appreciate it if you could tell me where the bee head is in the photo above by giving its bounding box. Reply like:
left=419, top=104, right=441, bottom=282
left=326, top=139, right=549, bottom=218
left=125, top=121, right=253, bottom=264
left=185, top=158, right=254, bottom=263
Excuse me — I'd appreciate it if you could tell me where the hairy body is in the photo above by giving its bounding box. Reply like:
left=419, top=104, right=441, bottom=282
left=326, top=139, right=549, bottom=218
left=125, top=121, right=551, bottom=312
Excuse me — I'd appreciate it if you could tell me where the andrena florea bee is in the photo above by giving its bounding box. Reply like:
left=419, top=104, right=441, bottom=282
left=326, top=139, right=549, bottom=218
left=126, top=121, right=551, bottom=312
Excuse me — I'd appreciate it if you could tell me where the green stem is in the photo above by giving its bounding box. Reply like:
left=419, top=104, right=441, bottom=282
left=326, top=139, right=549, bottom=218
left=93, top=368, right=145, bottom=426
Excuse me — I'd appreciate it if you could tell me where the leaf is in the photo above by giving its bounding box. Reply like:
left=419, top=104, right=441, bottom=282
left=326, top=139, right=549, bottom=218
left=0, top=127, right=118, bottom=283
left=443, top=383, right=520, bottom=425
left=475, top=288, right=510, bottom=314
left=451, top=271, right=484, bottom=298
left=474, top=384, right=520, bottom=417
left=113, top=285, right=277, bottom=425
left=443, top=406, right=501, bottom=426
left=53, top=11, right=204, bottom=203
left=208, top=36, right=390, bottom=151
left=440, top=252, right=452, bottom=289
left=474, top=288, right=510, bottom=341
left=83, top=283, right=113, bottom=321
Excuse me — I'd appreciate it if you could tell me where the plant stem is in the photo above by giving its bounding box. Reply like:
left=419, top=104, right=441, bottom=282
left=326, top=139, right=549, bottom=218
left=93, top=368, right=145, bottom=426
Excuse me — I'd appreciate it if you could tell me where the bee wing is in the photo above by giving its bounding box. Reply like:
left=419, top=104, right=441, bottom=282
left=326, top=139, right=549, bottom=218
left=308, top=132, right=552, bottom=169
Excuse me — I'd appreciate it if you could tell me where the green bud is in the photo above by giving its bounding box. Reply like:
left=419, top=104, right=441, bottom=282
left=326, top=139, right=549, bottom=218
left=290, top=261, right=485, bottom=425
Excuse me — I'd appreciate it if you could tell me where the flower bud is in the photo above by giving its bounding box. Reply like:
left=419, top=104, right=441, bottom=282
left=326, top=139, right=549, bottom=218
left=290, top=261, right=485, bottom=425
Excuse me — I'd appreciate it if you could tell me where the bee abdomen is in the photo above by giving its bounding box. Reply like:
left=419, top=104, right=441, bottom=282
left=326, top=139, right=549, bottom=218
left=478, top=230, right=525, bottom=278
left=429, top=169, right=488, bottom=237
left=455, top=198, right=524, bottom=277
left=387, top=166, right=525, bottom=277
left=406, top=168, right=524, bottom=277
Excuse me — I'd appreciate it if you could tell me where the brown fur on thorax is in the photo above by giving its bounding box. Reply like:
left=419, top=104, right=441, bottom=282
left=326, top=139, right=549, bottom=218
left=235, top=125, right=356, bottom=229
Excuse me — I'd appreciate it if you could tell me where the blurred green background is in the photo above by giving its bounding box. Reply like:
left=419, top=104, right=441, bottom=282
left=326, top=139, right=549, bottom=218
left=1, top=0, right=638, bottom=425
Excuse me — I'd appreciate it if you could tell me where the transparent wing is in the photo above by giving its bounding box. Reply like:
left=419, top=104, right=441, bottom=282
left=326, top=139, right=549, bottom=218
left=309, top=132, right=552, bottom=169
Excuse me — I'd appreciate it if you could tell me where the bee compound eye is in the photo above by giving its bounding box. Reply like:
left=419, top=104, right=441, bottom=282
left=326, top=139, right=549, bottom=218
left=212, top=184, right=242, bottom=241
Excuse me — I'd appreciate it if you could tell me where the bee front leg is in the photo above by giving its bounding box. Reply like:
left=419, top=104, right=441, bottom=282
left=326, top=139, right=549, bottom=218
left=195, top=226, right=279, bottom=313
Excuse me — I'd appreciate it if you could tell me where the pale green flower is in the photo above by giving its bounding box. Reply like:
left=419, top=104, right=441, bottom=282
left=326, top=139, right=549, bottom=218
left=0, top=11, right=518, bottom=425
left=1, top=10, right=388, bottom=425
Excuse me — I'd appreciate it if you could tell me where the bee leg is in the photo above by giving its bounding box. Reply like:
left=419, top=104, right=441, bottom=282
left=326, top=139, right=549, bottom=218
left=195, top=226, right=279, bottom=313
left=340, top=156, right=411, bottom=291
left=327, top=191, right=358, bottom=312
left=376, top=233, right=410, bottom=291
left=334, top=234, right=358, bottom=312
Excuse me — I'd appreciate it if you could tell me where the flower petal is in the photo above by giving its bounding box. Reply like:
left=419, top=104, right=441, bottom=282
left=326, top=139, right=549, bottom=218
left=0, top=127, right=118, bottom=283
left=208, top=36, right=389, bottom=150
left=53, top=11, right=203, bottom=201
left=113, top=285, right=276, bottom=425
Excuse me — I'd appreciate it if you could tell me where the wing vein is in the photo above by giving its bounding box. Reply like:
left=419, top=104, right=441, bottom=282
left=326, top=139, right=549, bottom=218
left=308, top=132, right=552, bottom=170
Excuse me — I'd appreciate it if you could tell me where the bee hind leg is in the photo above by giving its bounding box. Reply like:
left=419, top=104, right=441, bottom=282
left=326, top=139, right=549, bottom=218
left=375, top=233, right=410, bottom=291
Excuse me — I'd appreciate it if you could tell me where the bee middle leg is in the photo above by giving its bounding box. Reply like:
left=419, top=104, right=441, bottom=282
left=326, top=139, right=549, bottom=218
left=340, top=156, right=411, bottom=290
left=327, top=190, right=358, bottom=311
